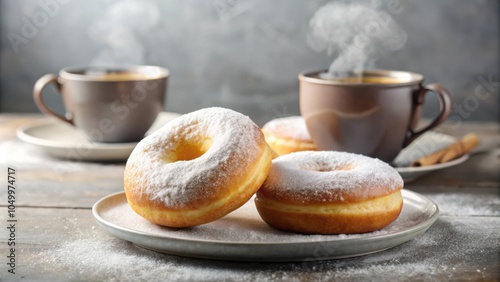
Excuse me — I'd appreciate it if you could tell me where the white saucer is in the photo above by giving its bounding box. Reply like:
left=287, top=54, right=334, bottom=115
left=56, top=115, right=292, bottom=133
left=393, top=131, right=470, bottom=182
left=16, top=112, right=181, bottom=161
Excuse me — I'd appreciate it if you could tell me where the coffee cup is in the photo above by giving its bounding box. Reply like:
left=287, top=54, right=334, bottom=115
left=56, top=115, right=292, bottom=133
left=299, top=69, right=452, bottom=162
left=33, top=65, right=168, bottom=143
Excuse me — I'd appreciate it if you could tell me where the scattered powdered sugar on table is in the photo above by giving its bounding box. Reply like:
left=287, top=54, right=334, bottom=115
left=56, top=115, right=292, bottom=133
left=31, top=210, right=433, bottom=281
left=428, top=193, right=500, bottom=216
left=326, top=261, right=449, bottom=280
left=31, top=216, right=266, bottom=281
left=31, top=200, right=497, bottom=281
left=262, top=116, right=312, bottom=141
left=35, top=237, right=257, bottom=281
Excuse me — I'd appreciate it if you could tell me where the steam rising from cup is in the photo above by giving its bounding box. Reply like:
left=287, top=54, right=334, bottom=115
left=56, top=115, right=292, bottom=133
left=87, top=0, right=159, bottom=66
left=307, top=1, right=407, bottom=78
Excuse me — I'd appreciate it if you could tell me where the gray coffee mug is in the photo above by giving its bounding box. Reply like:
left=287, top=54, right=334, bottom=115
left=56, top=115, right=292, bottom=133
left=299, top=69, right=452, bottom=162
left=34, top=65, right=168, bottom=143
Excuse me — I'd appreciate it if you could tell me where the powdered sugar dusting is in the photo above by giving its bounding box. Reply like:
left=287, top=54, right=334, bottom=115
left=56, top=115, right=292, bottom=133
left=30, top=207, right=496, bottom=281
left=125, top=107, right=263, bottom=208
left=32, top=221, right=255, bottom=281
left=262, top=116, right=312, bottom=141
left=428, top=193, right=500, bottom=216
left=262, top=151, right=403, bottom=203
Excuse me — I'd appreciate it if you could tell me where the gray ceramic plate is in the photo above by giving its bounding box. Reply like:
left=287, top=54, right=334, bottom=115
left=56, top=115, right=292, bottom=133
left=93, top=189, right=439, bottom=262
left=16, top=112, right=181, bottom=161
left=393, top=132, right=469, bottom=183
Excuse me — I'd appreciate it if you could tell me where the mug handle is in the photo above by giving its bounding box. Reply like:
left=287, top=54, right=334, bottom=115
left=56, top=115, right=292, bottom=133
left=33, top=74, right=73, bottom=125
left=403, top=83, right=452, bottom=147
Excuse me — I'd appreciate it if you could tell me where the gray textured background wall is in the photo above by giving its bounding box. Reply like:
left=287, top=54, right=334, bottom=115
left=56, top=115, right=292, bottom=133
left=0, top=0, right=498, bottom=126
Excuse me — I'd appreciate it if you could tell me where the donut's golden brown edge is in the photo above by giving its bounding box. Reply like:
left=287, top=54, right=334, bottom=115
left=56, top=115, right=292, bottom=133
left=255, top=190, right=402, bottom=234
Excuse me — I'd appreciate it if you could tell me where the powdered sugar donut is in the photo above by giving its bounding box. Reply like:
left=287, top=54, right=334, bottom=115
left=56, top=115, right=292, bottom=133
left=262, top=116, right=317, bottom=156
left=255, top=151, right=403, bottom=234
left=125, top=107, right=272, bottom=227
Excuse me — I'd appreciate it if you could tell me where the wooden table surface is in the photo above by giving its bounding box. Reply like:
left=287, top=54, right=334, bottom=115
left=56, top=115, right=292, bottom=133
left=0, top=114, right=499, bottom=281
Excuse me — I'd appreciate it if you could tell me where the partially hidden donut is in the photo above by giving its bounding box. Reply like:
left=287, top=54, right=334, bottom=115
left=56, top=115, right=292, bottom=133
left=262, top=116, right=317, bottom=157
left=125, top=107, right=272, bottom=228
left=255, top=151, right=403, bottom=234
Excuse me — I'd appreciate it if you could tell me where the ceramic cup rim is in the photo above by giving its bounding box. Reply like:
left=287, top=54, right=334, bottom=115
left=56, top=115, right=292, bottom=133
left=298, top=69, right=424, bottom=87
left=59, top=65, right=169, bottom=82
